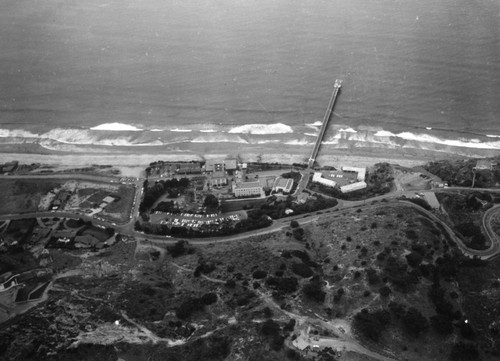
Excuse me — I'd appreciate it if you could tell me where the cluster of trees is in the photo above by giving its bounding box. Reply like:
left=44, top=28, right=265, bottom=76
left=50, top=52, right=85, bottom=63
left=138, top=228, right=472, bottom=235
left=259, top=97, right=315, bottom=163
left=166, top=240, right=195, bottom=258
left=258, top=195, right=337, bottom=220
left=302, top=277, right=326, bottom=303
left=425, top=157, right=500, bottom=188
left=176, top=293, right=218, bottom=319
left=353, top=308, right=391, bottom=342
left=139, top=178, right=189, bottom=213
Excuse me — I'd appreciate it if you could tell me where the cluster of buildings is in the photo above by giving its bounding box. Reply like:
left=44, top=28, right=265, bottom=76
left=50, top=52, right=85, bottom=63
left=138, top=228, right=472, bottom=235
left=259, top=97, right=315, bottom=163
left=312, top=166, right=367, bottom=193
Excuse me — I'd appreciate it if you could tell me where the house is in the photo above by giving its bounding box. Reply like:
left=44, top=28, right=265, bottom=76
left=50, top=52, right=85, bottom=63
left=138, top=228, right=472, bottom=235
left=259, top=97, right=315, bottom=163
left=74, top=235, right=104, bottom=248
left=233, top=181, right=263, bottom=197
left=474, top=159, right=494, bottom=171
left=312, top=172, right=337, bottom=188
left=273, top=177, right=294, bottom=193
left=340, top=181, right=367, bottom=193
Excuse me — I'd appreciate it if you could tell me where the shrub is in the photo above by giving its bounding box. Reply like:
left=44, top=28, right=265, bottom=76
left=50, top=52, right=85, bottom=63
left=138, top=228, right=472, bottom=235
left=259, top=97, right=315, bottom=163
left=402, top=307, right=429, bottom=336
left=290, top=220, right=299, bottom=228
left=261, top=319, right=280, bottom=336
left=303, top=280, right=326, bottom=303
left=291, top=263, right=314, bottom=278
left=252, top=270, right=267, bottom=279
left=379, top=286, right=391, bottom=297
left=430, top=314, right=453, bottom=335
left=266, top=277, right=298, bottom=293
left=200, top=293, right=217, bottom=305
left=353, top=309, right=390, bottom=341
left=292, top=227, right=305, bottom=241
left=450, top=342, right=479, bottom=361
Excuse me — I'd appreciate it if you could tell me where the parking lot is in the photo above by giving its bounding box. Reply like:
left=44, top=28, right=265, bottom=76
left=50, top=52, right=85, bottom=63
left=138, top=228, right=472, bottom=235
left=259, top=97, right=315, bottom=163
left=149, top=210, right=246, bottom=229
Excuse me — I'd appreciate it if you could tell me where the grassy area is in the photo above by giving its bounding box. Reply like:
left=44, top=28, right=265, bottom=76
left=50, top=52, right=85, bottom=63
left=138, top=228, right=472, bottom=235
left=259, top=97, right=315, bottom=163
left=0, top=179, right=62, bottom=214
left=101, top=184, right=135, bottom=222
left=79, top=225, right=113, bottom=242
left=2, top=218, right=37, bottom=246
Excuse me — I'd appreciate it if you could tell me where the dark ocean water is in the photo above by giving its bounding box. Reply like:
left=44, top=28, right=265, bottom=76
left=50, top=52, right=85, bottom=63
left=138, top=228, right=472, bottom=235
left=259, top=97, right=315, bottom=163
left=0, top=0, right=499, bottom=154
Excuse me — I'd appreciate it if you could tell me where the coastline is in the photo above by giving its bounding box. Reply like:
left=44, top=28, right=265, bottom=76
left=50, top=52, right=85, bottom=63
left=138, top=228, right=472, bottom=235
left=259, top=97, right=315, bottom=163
left=0, top=140, right=491, bottom=178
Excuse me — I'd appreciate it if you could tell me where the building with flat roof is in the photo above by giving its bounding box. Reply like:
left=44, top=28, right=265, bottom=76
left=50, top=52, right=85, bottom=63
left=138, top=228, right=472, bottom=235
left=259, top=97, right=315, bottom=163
left=273, top=177, right=294, bottom=193
left=340, top=181, right=367, bottom=193
left=341, top=166, right=366, bottom=181
left=233, top=181, right=263, bottom=198
left=205, top=158, right=237, bottom=173
left=312, top=172, right=337, bottom=188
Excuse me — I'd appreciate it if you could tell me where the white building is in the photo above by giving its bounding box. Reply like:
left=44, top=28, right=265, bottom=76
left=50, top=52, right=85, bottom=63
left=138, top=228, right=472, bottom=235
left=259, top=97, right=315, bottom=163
left=312, top=172, right=337, bottom=188
left=273, top=178, right=294, bottom=193
left=233, top=181, right=263, bottom=197
left=340, top=181, right=367, bottom=193
left=341, top=166, right=366, bottom=181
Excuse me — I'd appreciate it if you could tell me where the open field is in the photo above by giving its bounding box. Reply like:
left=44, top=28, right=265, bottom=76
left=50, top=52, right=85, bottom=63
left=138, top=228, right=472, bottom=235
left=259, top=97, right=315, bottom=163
left=0, top=179, right=63, bottom=214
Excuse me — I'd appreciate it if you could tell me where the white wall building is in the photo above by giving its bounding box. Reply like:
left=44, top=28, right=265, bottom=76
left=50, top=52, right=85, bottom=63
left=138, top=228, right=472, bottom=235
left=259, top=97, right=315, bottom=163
left=233, top=181, right=263, bottom=197
left=312, top=172, right=337, bottom=188
left=341, top=166, right=366, bottom=181
left=340, top=181, right=367, bottom=193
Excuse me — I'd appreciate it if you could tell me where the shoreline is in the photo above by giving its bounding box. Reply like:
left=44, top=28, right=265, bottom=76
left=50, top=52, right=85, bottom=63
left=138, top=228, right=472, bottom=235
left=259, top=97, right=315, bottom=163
left=0, top=141, right=491, bottom=178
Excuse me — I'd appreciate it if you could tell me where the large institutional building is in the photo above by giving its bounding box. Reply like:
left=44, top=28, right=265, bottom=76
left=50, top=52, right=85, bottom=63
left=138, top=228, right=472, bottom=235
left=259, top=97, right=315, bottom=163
left=232, top=181, right=263, bottom=198
left=312, top=166, right=367, bottom=193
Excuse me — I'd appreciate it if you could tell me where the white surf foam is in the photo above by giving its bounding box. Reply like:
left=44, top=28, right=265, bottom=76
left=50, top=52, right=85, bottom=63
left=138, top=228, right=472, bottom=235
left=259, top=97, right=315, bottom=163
left=228, top=123, right=293, bottom=135
left=284, top=139, right=312, bottom=146
left=487, top=134, right=500, bottom=138
left=339, top=127, right=357, bottom=133
left=199, top=129, right=218, bottom=133
left=191, top=134, right=248, bottom=144
left=90, top=122, right=142, bottom=131
left=306, top=121, right=322, bottom=127
left=170, top=128, right=192, bottom=132
left=304, top=132, right=318, bottom=137
left=374, top=130, right=500, bottom=150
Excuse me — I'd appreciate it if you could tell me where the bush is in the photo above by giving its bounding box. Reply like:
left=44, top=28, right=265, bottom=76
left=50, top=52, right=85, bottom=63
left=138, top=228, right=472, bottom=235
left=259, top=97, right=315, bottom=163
left=291, top=263, right=314, bottom=278
left=292, top=227, right=305, bottom=241
left=430, top=314, right=453, bottom=335
left=200, top=293, right=217, bottom=305
left=167, top=240, right=191, bottom=258
left=261, top=319, right=280, bottom=336
left=290, top=220, right=299, bottom=228
left=176, top=298, right=204, bottom=319
left=252, top=270, right=267, bottom=279
left=353, top=309, right=390, bottom=341
left=402, top=307, right=429, bottom=336
left=266, top=277, right=298, bottom=294
left=450, top=342, right=479, bottom=361
left=379, top=286, right=391, bottom=297
left=303, top=280, right=325, bottom=303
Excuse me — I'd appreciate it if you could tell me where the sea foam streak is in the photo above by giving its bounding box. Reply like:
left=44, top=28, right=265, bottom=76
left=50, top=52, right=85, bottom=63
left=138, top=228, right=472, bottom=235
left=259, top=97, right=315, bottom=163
left=228, top=123, right=293, bottom=134
left=191, top=134, right=248, bottom=144
left=90, top=122, right=142, bottom=131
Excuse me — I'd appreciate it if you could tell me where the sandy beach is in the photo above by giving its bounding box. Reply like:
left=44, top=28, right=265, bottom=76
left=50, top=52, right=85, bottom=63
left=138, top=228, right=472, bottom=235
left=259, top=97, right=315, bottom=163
left=0, top=139, right=481, bottom=178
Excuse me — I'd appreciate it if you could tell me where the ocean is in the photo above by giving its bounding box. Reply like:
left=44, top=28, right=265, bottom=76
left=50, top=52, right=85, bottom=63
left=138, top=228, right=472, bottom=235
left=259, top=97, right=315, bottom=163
left=0, top=0, right=499, bottom=159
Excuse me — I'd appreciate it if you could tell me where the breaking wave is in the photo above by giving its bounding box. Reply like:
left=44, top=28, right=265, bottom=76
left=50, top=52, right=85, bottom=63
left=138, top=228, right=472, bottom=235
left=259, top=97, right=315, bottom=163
left=170, top=128, right=193, bottom=132
left=90, top=122, right=142, bottom=131
left=228, top=123, right=293, bottom=134
left=191, top=134, right=248, bottom=144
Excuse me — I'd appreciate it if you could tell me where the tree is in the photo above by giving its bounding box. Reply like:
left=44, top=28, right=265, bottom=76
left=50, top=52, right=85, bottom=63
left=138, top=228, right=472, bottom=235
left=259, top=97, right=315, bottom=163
left=450, top=342, right=479, bottom=361
left=203, top=194, right=219, bottom=209
left=430, top=314, right=453, bottom=335
left=303, top=280, right=325, bottom=302
left=261, top=319, right=280, bottom=336
left=353, top=309, right=390, bottom=342
left=252, top=270, right=267, bottom=279
left=402, top=307, right=429, bottom=336
left=290, top=220, right=299, bottom=228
